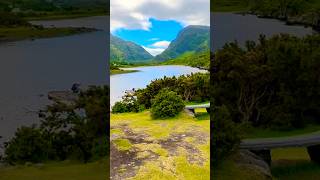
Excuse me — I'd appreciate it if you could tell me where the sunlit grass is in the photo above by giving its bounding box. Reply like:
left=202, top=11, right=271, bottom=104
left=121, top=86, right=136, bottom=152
left=272, top=148, right=320, bottom=179
left=111, top=110, right=210, bottom=179
left=244, top=124, right=320, bottom=139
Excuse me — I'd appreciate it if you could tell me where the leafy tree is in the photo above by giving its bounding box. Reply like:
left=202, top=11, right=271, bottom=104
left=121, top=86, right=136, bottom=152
left=137, top=73, right=210, bottom=109
left=212, top=34, right=320, bottom=129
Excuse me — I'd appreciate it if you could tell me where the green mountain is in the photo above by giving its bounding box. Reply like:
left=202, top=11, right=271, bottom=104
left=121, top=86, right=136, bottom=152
left=0, top=0, right=107, bottom=12
left=154, top=25, right=210, bottom=61
left=110, top=34, right=153, bottom=62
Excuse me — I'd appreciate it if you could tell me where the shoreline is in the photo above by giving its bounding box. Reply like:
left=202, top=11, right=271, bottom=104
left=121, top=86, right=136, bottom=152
left=212, top=11, right=320, bottom=32
left=0, top=26, right=99, bottom=44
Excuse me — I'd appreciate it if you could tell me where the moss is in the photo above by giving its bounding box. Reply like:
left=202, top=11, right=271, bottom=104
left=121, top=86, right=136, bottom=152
left=111, top=111, right=210, bottom=140
left=111, top=110, right=210, bottom=179
left=110, top=129, right=124, bottom=136
left=132, top=154, right=209, bottom=180
left=134, top=143, right=168, bottom=157
left=113, top=139, right=133, bottom=151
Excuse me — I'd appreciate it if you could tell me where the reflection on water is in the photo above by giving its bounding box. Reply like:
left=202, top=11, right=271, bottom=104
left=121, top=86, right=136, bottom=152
left=0, top=16, right=109, bottom=145
left=110, top=65, right=207, bottom=106
left=212, top=13, right=315, bottom=51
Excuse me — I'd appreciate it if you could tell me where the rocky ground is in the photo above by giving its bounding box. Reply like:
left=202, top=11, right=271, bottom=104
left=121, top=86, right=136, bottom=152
left=110, top=110, right=210, bottom=180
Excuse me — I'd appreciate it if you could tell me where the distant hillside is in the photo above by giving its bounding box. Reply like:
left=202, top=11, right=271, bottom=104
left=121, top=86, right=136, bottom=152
left=154, top=25, right=209, bottom=61
left=110, top=35, right=153, bottom=62
left=0, top=0, right=108, bottom=12
left=162, top=51, right=210, bottom=69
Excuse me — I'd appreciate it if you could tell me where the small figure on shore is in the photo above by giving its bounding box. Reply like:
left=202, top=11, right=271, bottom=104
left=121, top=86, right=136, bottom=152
left=71, top=83, right=81, bottom=93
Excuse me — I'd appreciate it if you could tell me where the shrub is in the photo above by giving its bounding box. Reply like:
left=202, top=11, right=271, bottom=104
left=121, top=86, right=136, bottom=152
left=211, top=105, right=241, bottom=167
left=112, top=92, right=140, bottom=113
left=151, top=89, right=185, bottom=119
left=4, top=126, right=50, bottom=164
left=112, top=101, right=128, bottom=113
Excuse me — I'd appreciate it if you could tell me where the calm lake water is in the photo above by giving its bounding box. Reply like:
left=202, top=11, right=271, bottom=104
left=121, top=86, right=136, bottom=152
left=0, top=16, right=109, bottom=146
left=110, top=65, right=206, bottom=106
left=212, top=13, right=315, bottom=51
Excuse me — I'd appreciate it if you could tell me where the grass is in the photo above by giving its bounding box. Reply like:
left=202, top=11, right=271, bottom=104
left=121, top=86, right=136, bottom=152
left=110, top=110, right=210, bottom=179
left=212, top=158, right=267, bottom=180
left=0, top=159, right=109, bottom=180
left=110, top=69, right=139, bottom=75
left=111, top=111, right=210, bottom=140
left=272, top=148, right=320, bottom=179
left=211, top=0, right=249, bottom=12
left=0, top=26, right=95, bottom=42
left=214, top=148, right=320, bottom=179
left=244, top=124, right=320, bottom=139
left=25, top=10, right=108, bottom=21
left=185, top=101, right=209, bottom=106
left=113, top=139, right=133, bottom=151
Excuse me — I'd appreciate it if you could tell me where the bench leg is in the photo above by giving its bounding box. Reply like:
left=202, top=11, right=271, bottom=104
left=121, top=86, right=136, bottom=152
left=206, top=108, right=210, bottom=114
left=307, top=145, right=320, bottom=164
left=250, top=150, right=271, bottom=166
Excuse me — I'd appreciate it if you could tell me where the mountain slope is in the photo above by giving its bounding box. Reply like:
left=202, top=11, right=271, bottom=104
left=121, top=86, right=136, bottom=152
left=110, top=35, right=153, bottom=62
left=155, top=25, right=210, bottom=61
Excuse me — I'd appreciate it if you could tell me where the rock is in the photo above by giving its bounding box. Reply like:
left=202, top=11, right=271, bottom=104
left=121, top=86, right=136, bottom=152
left=234, top=150, right=272, bottom=179
left=48, top=91, right=78, bottom=106
left=184, top=109, right=195, bottom=117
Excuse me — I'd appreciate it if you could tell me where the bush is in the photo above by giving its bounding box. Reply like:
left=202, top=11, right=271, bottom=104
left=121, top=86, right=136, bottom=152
left=112, top=101, right=129, bottom=113
left=151, top=89, right=185, bottom=119
left=211, top=105, right=241, bottom=167
left=3, top=86, right=109, bottom=164
left=4, top=126, right=50, bottom=164
left=112, top=92, right=140, bottom=113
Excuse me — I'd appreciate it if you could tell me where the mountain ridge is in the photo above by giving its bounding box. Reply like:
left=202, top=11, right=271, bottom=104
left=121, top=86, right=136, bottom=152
left=154, top=25, right=210, bottom=61
left=110, top=34, right=153, bottom=62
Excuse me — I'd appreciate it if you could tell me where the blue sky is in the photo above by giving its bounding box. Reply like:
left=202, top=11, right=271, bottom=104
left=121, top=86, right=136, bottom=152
left=113, top=19, right=183, bottom=56
left=110, top=0, right=210, bottom=56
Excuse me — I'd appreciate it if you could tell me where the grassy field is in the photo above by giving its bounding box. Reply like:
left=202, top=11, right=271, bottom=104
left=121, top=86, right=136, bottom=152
left=213, top=148, right=320, bottom=179
left=211, top=0, right=249, bottom=12
left=110, top=69, right=139, bottom=75
left=272, top=148, right=320, bottom=179
left=110, top=109, right=210, bottom=179
left=0, top=159, right=109, bottom=180
left=244, top=124, right=320, bottom=139
left=25, top=11, right=108, bottom=21
left=213, top=158, right=267, bottom=180
left=0, top=26, right=95, bottom=43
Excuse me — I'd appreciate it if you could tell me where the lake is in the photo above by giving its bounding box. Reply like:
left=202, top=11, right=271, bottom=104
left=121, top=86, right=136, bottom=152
left=212, top=13, right=315, bottom=51
left=0, top=16, right=109, bottom=146
left=110, top=65, right=206, bottom=106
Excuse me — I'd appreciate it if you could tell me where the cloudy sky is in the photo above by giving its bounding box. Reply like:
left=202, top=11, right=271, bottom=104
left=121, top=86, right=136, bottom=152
left=111, top=0, right=210, bottom=56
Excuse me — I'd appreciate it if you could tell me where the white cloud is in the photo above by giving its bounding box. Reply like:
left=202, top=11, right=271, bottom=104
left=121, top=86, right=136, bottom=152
left=111, top=0, right=210, bottom=32
left=143, top=46, right=166, bottom=56
left=152, top=41, right=171, bottom=48
left=143, top=40, right=171, bottom=56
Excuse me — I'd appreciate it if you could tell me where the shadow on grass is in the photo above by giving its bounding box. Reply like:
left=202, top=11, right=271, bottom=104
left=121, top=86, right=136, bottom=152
left=195, top=112, right=210, bottom=121
left=272, top=160, right=320, bottom=179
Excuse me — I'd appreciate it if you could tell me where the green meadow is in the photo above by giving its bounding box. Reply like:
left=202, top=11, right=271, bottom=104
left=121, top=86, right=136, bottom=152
left=0, top=159, right=109, bottom=180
